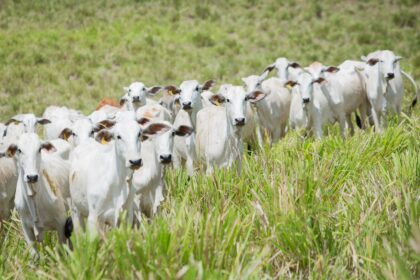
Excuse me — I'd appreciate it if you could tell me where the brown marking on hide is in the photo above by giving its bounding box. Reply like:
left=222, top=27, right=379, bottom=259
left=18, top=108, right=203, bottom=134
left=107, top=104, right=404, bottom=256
left=42, top=170, right=58, bottom=196
left=96, top=98, right=121, bottom=110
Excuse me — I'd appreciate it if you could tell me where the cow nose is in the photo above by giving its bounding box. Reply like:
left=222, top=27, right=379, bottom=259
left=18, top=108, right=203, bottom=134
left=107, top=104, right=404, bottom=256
left=303, top=98, right=311, bottom=104
left=26, top=175, right=38, bottom=183
left=234, top=118, right=245, bottom=126
left=159, top=154, right=172, bottom=164
left=386, top=73, right=395, bottom=80
left=182, top=102, right=192, bottom=109
left=132, top=96, right=140, bottom=102
left=129, top=159, right=143, bottom=169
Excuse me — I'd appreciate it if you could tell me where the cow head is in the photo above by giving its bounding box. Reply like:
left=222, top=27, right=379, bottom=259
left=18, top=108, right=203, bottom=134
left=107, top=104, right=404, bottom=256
left=121, top=82, right=163, bottom=110
left=171, top=80, right=215, bottom=111
left=286, top=71, right=325, bottom=107
left=95, top=118, right=171, bottom=170
left=59, top=118, right=96, bottom=146
left=5, top=114, right=51, bottom=133
left=2, top=133, right=56, bottom=188
left=140, top=118, right=193, bottom=164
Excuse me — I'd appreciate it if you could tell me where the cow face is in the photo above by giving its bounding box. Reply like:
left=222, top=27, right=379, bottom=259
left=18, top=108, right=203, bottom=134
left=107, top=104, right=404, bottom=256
left=377, top=51, right=402, bottom=81
left=121, top=82, right=162, bottom=110
left=96, top=119, right=171, bottom=170
left=274, top=57, right=300, bottom=81
left=59, top=118, right=95, bottom=146
left=3, top=133, right=56, bottom=185
left=178, top=80, right=215, bottom=111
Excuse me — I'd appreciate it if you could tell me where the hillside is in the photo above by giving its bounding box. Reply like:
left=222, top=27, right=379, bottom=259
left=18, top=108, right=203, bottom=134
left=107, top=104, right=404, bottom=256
left=0, top=0, right=419, bottom=279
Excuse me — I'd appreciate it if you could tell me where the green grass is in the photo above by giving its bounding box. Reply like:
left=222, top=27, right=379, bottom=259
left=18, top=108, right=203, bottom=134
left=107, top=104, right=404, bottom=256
left=0, top=0, right=419, bottom=279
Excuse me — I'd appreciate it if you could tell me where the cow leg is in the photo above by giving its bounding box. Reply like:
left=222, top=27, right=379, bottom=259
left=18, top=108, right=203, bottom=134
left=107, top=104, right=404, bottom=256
left=186, top=156, right=195, bottom=176
left=87, top=213, right=100, bottom=239
left=255, top=125, right=264, bottom=149
left=313, top=116, right=323, bottom=140
left=346, top=114, right=355, bottom=136
left=370, top=105, right=382, bottom=133
left=279, top=123, right=287, bottom=139
left=338, top=114, right=347, bottom=139
left=21, top=222, right=39, bottom=259
left=358, top=104, right=368, bottom=130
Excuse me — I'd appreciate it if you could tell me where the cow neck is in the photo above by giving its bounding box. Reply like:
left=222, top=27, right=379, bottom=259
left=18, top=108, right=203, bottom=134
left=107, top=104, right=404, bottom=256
left=188, top=98, right=203, bottom=129
left=16, top=165, right=40, bottom=225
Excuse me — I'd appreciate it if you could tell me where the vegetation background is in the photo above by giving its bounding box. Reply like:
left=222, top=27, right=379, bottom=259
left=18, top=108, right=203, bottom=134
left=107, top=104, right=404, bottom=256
left=0, top=0, right=419, bottom=279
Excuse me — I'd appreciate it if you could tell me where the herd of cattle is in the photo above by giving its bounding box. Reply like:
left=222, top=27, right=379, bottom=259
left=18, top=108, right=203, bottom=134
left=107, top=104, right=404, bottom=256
left=0, top=50, right=418, bottom=258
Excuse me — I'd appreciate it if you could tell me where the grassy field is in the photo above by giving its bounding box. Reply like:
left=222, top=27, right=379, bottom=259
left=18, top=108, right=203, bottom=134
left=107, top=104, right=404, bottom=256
left=0, top=0, right=419, bottom=279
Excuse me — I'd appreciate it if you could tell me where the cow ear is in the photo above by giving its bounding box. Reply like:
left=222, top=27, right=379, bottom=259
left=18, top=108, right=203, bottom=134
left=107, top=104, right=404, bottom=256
left=324, top=66, right=339, bottom=73
left=147, top=86, right=163, bottom=95
left=367, top=58, right=380, bottom=66
left=284, top=80, right=298, bottom=89
left=120, top=96, right=128, bottom=106
left=313, top=77, right=326, bottom=84
left=289, top=62, right=301, bottom=68
left=360, top=55, right=368, bottom=62
left=59, top=128, right=73, bottom=141
left=175, top=125, right=193, bottom=136
left=123, top=87, right=129, bottom=93
left=41, top=142, right=56, bottom=153
left=37, top=118, right=51, bottom=125
left=137, top=117, right=151, bottom=126
left=209, top=94, right=226, bottom=106
left=6, top=144, right=18, bottom=157
left=202, top=80, right=216, bottom=91
left=95, top=130, right=114, bottom=144
left=94, top=120, right=116, bottom=132
left=246, top=91, right=266, bottom=103
left=164, top=85, right=181, bottom=95
left=263, top=63, right=276, bottom=73
left=395, top=56, right=403, bottom=62
left=5, top=118, right=20, bottom=126
left=142, top=123, right=171, bottom=137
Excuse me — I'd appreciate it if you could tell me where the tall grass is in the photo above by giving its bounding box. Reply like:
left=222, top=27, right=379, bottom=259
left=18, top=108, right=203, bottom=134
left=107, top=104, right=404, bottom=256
left=0, top=0, right=419, bottom=279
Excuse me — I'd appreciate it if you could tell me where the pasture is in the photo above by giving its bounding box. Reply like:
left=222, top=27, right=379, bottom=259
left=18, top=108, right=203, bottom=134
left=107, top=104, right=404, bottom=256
left=0, top=0, right=419, bottom=279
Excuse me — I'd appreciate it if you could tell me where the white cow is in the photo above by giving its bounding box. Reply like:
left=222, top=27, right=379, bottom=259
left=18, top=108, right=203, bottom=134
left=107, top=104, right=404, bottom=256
left=315, top=61, right=369, bottom=136
left=0, top=123, right=25, bottom=221
left=1, top=133, right=70, bottom=258
left=170, top=80, right=215, bottom=175
left=289, top=63, right=341, bottom=131
left=287, top=71, right=337, bottom=139
left=133, top=119, right=192, bottom=218
left=218, top=84, right=263, bottom=149
left=120, top=82, right=162, bottom=111
left=196, top=86, right=265, bottom=175
left=69, top=114, right=171, bottom=236
left=362, top=50, right=418, bottom=115
left=242, top=73, right=292, bottom=146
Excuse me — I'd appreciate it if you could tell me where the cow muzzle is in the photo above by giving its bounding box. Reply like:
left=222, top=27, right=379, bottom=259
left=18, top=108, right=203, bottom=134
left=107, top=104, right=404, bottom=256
left=159, top=154, right=172, bottom=164
left=386, top=73, right=395, bottom=80
left=26, top=174, right=39, bottom=184
left=129, top=159, right=143, bottom=170
left=303, top=97, right=311, bottom=104
left=234, top=118, right=246, bottom=126
left=182, top=102, right=192, bottom=110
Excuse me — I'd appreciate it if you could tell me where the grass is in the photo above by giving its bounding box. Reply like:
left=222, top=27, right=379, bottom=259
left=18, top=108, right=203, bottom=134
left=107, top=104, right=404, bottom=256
left=0, top=0, right=419, bottom=279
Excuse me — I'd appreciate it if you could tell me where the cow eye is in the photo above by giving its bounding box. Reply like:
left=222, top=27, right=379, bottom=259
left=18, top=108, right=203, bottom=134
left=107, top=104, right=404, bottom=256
left=226, top=99, right=230, bottom=103
left=195, top=86, right=200, bottom=91
left=89, top=131, right=94, bottom=137
left=17, top=148, right=22, bottom=154
left=117, top=135, right=122, bottom=140
left=172, top=131, right=176, bottom=136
